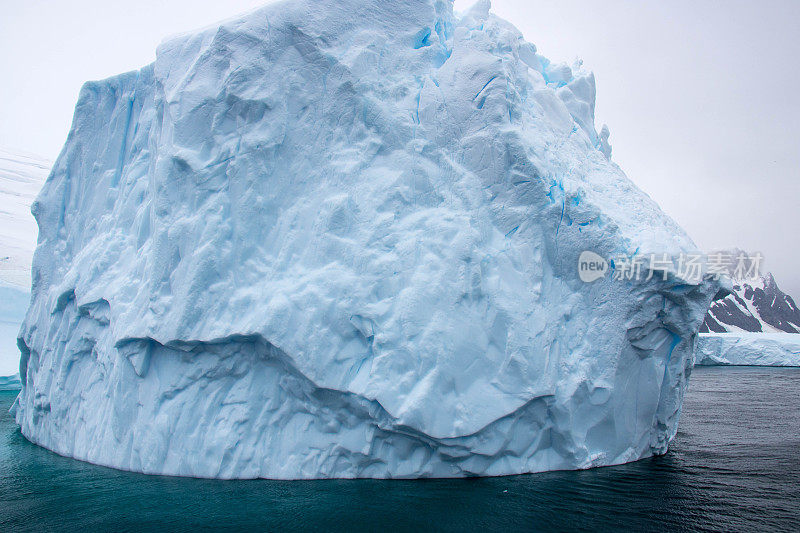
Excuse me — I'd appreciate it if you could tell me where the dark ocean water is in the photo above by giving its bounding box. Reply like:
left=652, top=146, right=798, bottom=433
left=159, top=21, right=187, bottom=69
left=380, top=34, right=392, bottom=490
left=1, top=367, right=799, bottom=532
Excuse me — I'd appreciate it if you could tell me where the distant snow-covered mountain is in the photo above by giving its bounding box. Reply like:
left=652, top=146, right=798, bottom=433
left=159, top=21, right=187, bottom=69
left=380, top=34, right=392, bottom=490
left=701, top=273, right=800, bottom=334
left=0, top=147, right=50, bottom=289
left=0, top=147, right=50, bottom=376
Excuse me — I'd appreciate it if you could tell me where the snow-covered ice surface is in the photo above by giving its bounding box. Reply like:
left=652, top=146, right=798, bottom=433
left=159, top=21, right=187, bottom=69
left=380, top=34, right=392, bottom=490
left=695, top=333, right=800, bottom=367
left=14, top=0, right=717, bottom=479
left=0, top=148, right=49, bottom=377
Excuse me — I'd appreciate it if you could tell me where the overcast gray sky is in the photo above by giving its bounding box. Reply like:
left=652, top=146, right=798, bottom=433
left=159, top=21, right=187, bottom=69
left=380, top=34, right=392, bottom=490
left=1, top=0, right=798, bottom=296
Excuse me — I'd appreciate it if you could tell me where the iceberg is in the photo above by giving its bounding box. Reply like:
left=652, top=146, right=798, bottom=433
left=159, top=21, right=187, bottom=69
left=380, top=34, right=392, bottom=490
left=13, top=0, right=716, bottom=479
left=695, top=333, right=800, bottom=367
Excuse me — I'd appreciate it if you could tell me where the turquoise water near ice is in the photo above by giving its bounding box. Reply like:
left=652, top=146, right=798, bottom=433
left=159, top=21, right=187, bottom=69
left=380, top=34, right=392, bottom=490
left=1, top=367, right=799, bottom=531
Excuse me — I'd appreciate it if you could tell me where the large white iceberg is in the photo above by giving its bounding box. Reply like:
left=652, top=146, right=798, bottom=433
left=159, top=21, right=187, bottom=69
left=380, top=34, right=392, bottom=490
left=695, top=333, right=800, bottom=366
left=13, top=0, right=716, bottom=479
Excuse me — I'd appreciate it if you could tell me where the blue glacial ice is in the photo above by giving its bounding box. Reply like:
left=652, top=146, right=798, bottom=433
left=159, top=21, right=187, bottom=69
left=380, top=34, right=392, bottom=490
left=13, top=0, right=717, bottom=478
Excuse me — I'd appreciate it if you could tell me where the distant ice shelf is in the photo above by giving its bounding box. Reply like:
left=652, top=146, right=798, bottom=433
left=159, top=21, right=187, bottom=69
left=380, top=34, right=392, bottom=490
left=0, top=374, right=21, bottom=391
left=0, top=284, right=30, bottom=376
left=695, top=333, right=800, bottom=367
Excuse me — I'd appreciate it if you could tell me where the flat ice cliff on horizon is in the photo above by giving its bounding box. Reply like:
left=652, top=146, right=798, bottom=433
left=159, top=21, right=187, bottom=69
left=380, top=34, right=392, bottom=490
left=695, top=333, right=800, bottom=367
left=14, top=0, right=716, bottom=479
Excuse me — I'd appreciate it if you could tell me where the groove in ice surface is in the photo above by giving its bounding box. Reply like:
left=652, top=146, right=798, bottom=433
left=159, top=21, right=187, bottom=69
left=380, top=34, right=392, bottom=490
left=14, top=0, right=717, bottom=478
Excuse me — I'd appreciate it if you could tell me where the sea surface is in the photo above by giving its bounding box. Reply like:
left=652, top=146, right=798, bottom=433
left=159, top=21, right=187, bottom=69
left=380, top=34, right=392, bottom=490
left=1, top=367, right=799, bottom=532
